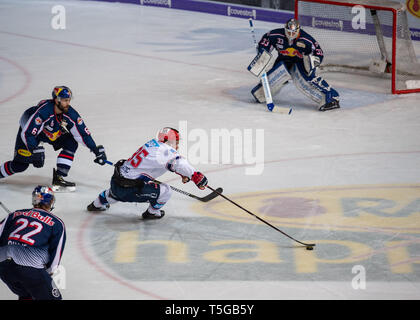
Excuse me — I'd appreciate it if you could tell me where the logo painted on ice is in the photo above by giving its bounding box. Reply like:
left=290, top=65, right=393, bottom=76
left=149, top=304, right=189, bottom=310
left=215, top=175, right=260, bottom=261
left=193, top=184, right=420, bottom=233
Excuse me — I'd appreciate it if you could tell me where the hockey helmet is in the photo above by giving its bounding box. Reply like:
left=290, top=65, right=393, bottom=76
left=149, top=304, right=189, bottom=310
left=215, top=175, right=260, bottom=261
left=32, top=185, right=55, bottom=209
left=285, top=19, right=300, bottom=42
left=157, top=127, right=180, bottom=149
left=52, top=86, right=72, bottom=101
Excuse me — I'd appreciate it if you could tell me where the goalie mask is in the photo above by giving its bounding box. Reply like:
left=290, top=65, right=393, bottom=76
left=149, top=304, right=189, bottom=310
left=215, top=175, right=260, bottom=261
left=285, top=19, right=300, bottom=43
left=157, top=127, right=180, bottom=150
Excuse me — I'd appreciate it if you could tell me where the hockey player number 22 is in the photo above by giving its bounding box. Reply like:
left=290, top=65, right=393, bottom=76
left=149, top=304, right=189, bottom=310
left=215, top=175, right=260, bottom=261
left=8, top=218, right=43, bottom=246
left=128, top=147, right=150, bottom=168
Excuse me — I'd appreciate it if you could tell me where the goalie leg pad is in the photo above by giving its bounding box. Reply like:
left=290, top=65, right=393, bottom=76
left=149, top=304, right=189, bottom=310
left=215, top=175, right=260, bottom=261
left=247, top=49, right=274, bottom=77
left=251, top=61, right=291, bottom=103
left=290, top=62, right=339, bottom=107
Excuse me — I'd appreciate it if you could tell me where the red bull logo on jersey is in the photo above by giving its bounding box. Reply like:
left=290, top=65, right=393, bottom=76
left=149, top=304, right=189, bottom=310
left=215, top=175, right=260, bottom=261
left=43, top=128, right=62, bottom=141
left=407, top=0, right=420, bottom=18
left=279, top=47, right=303, bottom=58
left=13, top=210, right=55, bottom=226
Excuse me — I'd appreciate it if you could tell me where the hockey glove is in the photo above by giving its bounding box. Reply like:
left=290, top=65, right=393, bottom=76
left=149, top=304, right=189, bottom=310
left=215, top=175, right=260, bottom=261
left=191, top=172, right=208, bottom=190
left=93, top=145, right=107, bottom=166
left=32, top=146, right=45, bottom=168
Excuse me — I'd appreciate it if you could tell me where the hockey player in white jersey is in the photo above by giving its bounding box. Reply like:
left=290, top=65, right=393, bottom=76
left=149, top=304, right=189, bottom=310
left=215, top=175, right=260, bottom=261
left=87, top=127, right=208, bottom=219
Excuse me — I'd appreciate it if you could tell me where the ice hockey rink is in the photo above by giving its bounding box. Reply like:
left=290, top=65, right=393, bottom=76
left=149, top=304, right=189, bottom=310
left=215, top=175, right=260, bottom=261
left=1, top=0, right=420, bottom=300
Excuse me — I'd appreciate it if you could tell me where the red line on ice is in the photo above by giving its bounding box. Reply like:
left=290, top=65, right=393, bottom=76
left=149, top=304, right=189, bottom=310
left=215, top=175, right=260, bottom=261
left=0, top=55, right=31, bottom=105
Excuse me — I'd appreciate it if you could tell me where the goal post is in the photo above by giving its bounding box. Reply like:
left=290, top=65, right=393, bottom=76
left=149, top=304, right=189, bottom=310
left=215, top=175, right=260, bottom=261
left=295, top=0, right=420, bottom=94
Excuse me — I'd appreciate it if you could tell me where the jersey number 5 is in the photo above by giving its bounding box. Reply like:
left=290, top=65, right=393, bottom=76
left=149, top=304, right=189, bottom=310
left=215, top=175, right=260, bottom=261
left=128, top=147, right=149, bottom=168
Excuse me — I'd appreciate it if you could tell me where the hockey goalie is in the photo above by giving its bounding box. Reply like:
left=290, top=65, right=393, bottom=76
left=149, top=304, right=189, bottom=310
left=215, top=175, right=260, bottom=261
left=249, top=19, right=340, bottom=111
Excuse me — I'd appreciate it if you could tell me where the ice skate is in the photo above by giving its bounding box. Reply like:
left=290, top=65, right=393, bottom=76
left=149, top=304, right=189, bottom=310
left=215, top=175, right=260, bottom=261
left=52, top=168, right=76, bottom=192
left=87, top=201, right=109, bottom=212
left=142, top=209, right=165, bottom=220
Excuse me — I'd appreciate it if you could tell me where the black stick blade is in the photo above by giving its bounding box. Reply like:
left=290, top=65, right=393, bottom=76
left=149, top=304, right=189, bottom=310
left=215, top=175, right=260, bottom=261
left=200, top=187, right=223, bottom=202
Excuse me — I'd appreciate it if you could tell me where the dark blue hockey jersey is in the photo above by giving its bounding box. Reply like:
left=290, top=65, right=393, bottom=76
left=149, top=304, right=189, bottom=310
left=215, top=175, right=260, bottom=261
left=19, top=99, right=97, bottom=152
left=0, top=208, right=66, bottom=272
left=258, top=28, right=324, bottom=65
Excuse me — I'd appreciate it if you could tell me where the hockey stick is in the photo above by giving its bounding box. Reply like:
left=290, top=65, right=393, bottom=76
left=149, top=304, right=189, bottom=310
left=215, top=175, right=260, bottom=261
left=207, top=186, right=315, bottom=248
left=0, top=201, right=11, bottom=214
left=155, top=180, right=223, bottom=203
left=249, top=18, right=292, bottom=115
left=105, top=161, right=223, bottom=202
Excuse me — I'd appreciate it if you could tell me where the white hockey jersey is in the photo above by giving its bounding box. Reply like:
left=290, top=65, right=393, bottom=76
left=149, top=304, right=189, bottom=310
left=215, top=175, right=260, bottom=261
left=119, top=139, right=195, bottom=182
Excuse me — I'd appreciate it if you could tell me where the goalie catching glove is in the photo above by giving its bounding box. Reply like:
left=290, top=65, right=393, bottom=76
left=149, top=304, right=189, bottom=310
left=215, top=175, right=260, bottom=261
left=93, top=145, right=107, bottom=166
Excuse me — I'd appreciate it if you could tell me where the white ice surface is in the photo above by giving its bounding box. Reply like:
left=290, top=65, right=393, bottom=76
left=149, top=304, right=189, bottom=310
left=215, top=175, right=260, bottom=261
left=0, top=0, right=420, bottom=300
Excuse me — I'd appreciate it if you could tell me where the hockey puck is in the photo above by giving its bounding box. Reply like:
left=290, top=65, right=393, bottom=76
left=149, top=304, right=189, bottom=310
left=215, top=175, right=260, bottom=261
left=306, top=246, right=314, bottom=250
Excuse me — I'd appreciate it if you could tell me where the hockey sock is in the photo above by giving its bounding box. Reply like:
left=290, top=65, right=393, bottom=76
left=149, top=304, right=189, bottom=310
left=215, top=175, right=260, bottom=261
left=1, top=161, right=15, bottom=178
left=94, top=190, right=118, bottom=208
left=148, top=205, right=164, bottom=214
left=56, top=150, right=75, bottom=177
left=1, top=161, right=29, bottom=178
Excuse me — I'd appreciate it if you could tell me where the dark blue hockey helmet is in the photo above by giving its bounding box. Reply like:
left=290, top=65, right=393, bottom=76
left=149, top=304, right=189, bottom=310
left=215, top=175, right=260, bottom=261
left=52, top=86, right=72, bottom=101
left=32, top=185, right=55, bottom=209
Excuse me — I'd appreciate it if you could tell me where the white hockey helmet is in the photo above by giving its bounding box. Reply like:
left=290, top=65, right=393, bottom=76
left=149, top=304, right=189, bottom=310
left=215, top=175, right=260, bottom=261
left=285, top=19, right=301, bottom=42
left=157, top=127, right=180, bottom=150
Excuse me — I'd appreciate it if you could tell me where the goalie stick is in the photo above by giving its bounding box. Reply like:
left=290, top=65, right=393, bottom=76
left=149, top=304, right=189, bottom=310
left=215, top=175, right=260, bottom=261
left=249, top=18, right=292, bottom=115
left=105, top=161, right=223, bottom=203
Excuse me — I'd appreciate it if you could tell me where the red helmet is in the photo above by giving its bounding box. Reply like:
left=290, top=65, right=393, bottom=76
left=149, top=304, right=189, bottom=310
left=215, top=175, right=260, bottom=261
left=157, top=127, right=180, bottom=149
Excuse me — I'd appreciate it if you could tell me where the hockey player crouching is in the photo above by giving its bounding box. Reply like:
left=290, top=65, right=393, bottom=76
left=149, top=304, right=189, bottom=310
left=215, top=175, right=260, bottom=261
left=249, top=19, right=340, bottom=111
left=0, top=86, right=107, bottom=192
left=87, top=127, right=208, bottom=219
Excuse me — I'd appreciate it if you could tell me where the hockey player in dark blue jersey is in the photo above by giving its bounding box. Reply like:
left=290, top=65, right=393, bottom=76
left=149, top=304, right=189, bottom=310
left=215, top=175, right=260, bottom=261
left=0, top=186, right=66, bottom=300
left=0, top=86, right=107, bottom=192
left=249, top=19, right=340, bottom=111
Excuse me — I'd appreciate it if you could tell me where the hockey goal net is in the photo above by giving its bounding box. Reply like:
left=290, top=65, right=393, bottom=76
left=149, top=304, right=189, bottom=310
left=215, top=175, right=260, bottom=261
left=295, top=0, right=420, bottom=94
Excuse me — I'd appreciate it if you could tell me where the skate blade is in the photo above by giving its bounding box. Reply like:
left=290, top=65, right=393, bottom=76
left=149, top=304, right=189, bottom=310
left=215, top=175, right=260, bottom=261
left=52, top=185, right=76, bottom=193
